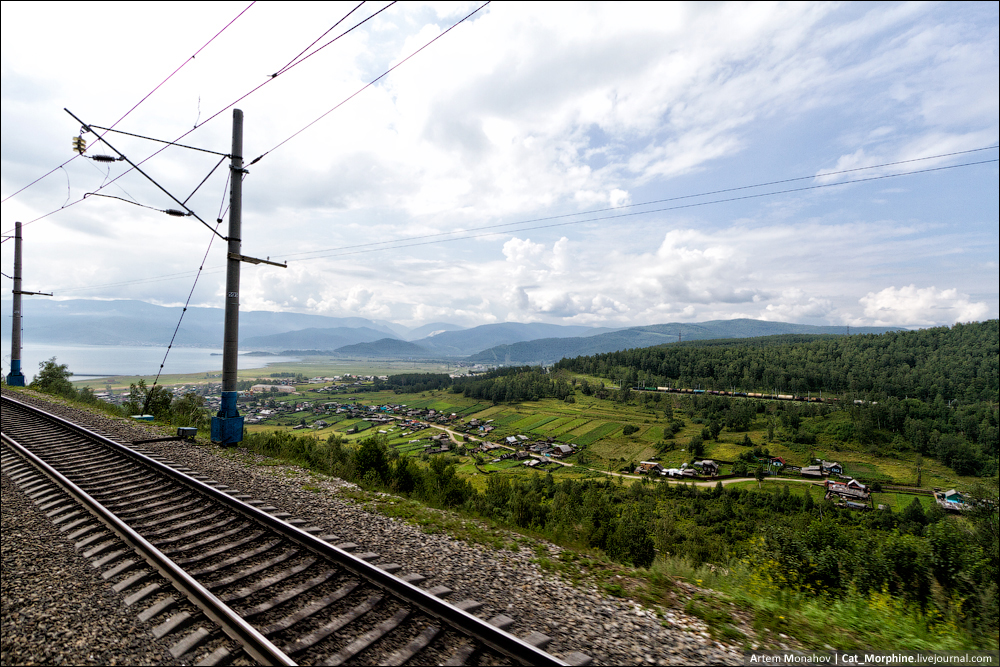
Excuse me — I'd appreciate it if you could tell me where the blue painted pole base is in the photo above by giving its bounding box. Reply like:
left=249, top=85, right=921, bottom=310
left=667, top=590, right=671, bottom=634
left=211, top=414, right=244, bottom=445
left=211, top=390, right=243, bottom=446
left=6, top=360, right=25, bottom=386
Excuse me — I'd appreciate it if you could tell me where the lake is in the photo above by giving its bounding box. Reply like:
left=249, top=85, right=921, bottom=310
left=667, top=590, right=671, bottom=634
left=1, top=341, right=300, bottom=380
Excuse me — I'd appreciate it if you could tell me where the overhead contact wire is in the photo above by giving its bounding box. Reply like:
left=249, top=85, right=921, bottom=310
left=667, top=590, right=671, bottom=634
left=41, top=146, right=998, bottom=292
left=250, top=1, right=490, bottom=166
left=9, top=2, right=392, bottom=234
left=0, top=1, right=255, bottom=207
left=275, top=146, right=1000, bottom=260
left=145, top=218, right=226, bottom=410
left=271, top=1, right=369, bottom=77
left=289, top=158, right=999, bottom=262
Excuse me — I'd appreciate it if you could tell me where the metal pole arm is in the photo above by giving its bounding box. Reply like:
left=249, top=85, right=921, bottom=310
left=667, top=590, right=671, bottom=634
left=227, top=252, right=287, bottom=268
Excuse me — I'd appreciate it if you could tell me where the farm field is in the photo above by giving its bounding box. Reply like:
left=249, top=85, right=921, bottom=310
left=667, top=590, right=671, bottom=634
left=136, top=359, right=982, bottom=493
left=72, top=356, right=457, bottom=390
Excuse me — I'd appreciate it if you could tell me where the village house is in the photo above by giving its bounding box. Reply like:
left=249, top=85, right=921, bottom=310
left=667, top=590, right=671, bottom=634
left=635, top=461, right=665, bottom=475
left=697, top=460, right=720, bottom=476
left=250, top=384, right=296, bottom=394
left=935, top=489, right=969, bottom=512
left=820, top=460, right=844, bottom=475
left=825, top=478, right=870, bottom=502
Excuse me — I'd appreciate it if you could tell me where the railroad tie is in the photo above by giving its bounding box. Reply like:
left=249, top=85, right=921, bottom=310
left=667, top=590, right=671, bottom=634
left=259, top=580, right=359, bottom=635
left=454, top=599, right=483, bottom=613
left=169, top=626, right=212, bottom=659
left=381, top=625, right=440, bottom=666
left=441, top=642, right=477, bottom=666
left=280, top=594, right=383, bottom=655
left=488, top=614, right=515, bottom=631
left=195, top=647, right=231, bottom=667
left=113, top=570, right=155, bottom=594
left=522, top=630, right=553, bottom=650
left=138, top=596, right=178, bottom=623
left=124, top=583, right=162, bottom=606
left=322, top=607, right=410, bottom=666
left=152, top=611, right=195, bottom=639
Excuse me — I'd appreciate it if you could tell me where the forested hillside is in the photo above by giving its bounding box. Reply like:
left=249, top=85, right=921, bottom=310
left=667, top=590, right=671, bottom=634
left=556, top=322, right=999, bottom=477
left=554, top=322, right=997, bottom=403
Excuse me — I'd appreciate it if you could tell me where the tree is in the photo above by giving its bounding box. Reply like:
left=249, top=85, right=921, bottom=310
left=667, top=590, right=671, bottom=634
left=689, top=433, right=705, bottom=458
left=354, top=436, right=389, bottom=486
left=171, top=392, right=207, bottom=428
left=124, top=379, right=172, bottom=418
left=708, top=420, right=722, bottom=441
left=754, top=464, right=765, bottom=489
left=31, top=357, right=75, bottom=397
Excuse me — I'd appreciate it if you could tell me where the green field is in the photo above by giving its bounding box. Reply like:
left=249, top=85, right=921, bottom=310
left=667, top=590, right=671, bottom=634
left=111, top=359, right=982, bottom=493
left=576, top=422, right=621, bottom=446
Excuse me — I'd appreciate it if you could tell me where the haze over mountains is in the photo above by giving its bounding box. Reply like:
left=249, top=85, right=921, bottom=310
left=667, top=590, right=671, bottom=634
left=2, top=299, right=902, bottom=365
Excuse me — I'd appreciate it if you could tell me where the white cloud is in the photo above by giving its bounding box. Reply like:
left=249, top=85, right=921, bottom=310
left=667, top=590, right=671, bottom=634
left=857, top=285, right=989, bottom=327
left=2, top=2, right=997, bottom=333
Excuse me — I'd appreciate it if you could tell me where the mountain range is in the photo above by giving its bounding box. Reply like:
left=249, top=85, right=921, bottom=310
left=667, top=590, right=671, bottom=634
left=1, top=298, right=902, bottom=364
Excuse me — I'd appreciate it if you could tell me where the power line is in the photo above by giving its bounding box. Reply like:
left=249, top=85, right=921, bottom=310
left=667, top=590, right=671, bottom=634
left=270, top=1, right=370, bottom=78
left=145, top=218, right=226, bottom=402
left=249, top=1, right=490, bottom=166
left=64, top=108, right=226, bottom=240
left=287, top=158, right=998, bottom=262
left=53, top=268, right=225, bottom=294
left=0, top=1, right=256, bottom=205
left=4, top=2, right=395, bottom=236
left=270, top=146, right=1000, bottom=261
left=42, top=151, right=997, bottom=295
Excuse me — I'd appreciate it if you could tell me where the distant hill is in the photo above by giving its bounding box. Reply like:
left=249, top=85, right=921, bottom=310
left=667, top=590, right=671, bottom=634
left=467, top=319, right=903, bottom=364
left=0, top=299, right=903, bottom=362
left=415, top=322, right=619, bottom=357
left=404, top=322, right=466, bottom=340
left=0, top=299, right=401, bottom=347
left=243, top=326, right=395, bottom=350
left=333, top=338, right=433, bottom=358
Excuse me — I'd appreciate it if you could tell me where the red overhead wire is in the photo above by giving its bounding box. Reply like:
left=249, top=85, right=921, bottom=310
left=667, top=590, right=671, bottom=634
left=0, top=1, right=256, bottom=208
left=5, top=1, right=395, bottom=234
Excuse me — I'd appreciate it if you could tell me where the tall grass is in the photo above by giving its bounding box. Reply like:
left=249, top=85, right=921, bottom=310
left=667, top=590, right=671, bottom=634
left=650, top=556, right=985, bottom=650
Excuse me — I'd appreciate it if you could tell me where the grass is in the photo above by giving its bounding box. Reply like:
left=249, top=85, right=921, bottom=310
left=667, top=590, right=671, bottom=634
left=649, top=556, right=987, bottom=651
left=22, top=381, right=994, bottom=652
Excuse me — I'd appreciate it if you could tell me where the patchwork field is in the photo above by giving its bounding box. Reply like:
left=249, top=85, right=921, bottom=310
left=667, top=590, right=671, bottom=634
left=138, top=360, right=981, bottom=493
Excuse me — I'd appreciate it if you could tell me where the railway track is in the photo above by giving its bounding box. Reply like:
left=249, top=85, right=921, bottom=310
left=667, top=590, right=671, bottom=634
left=1, top=394, right=592, bottom=666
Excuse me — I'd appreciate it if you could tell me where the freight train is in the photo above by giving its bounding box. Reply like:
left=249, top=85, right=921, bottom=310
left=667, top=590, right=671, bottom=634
left=636, top=386, right=830, bottom=403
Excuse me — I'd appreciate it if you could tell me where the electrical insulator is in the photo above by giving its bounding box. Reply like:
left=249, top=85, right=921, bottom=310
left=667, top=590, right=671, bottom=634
left=72, top=136, right=87, bottom=153
left=164, top=209, right=188, bottom=217
left=90, top=155, right=119, bottom=163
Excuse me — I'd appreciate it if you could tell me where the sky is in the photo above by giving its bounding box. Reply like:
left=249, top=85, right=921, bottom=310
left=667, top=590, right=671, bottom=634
left=2, top=1, right=998, bottom=332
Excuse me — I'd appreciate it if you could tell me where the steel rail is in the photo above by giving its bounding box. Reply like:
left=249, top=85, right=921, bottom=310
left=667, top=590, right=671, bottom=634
left=1, top=394, right=571, bottom=666
left=0, top=428, right=295, bottom=666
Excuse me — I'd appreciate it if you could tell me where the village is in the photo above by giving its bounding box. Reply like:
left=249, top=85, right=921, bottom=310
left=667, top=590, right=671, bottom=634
left=94, top=375, right=970, bottom=517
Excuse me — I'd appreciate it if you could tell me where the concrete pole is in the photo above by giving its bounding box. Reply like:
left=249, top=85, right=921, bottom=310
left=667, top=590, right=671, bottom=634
left=211, top=109, right=245, bottom=445
left=7, top=222, right=25, bottom=386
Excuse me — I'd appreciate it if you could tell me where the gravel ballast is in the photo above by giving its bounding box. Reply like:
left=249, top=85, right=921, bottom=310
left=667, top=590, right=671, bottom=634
left=1, top=473, right=178, bottom=666
left=2, top=388, right=744, bottom=665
